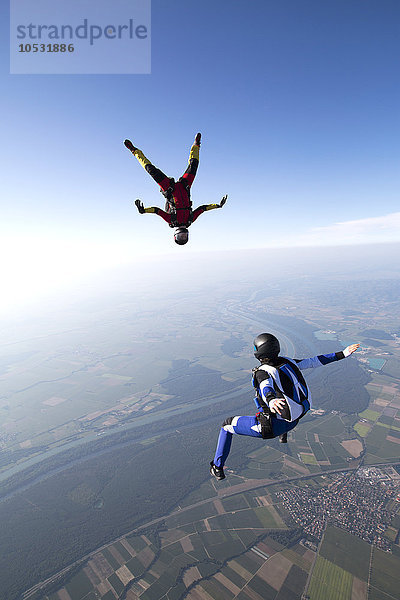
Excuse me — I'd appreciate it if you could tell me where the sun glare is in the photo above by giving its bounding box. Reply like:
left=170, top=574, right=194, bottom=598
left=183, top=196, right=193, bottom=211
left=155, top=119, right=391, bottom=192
left=0, top=235, right=138, bottom=313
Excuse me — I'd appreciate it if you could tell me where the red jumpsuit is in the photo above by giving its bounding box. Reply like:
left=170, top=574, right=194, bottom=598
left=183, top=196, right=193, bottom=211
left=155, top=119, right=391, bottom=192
left=132, top=142, right=220, bottom=227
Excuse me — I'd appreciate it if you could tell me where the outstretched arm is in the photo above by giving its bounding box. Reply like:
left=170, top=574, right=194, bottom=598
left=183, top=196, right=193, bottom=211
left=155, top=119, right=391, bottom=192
left=191, top=196, right=228, bottom=223
left=134, top=200, right=172, bottom=224
left=295, top=343, right=360, bottom=370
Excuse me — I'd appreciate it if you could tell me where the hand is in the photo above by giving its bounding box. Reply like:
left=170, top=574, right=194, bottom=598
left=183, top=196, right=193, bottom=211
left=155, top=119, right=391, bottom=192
left=220, top=194, right=227, bottom=207
left=343, top=343, right=360, bottom=357
left=195, top=132, right=201, bottom=146
left=269, top=398, right=287, bottom=415
left=135, top=199, right=145, bottom=214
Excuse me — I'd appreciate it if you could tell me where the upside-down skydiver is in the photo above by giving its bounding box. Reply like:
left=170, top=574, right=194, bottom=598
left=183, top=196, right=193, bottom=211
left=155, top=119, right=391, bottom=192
left=124, top=133, right=227, bottom=245
left=210, top=333, right=360, bottom=480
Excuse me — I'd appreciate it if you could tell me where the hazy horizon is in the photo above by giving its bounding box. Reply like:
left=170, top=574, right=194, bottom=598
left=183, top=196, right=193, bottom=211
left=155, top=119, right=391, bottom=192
left=1, top=241, right=399, bottom=332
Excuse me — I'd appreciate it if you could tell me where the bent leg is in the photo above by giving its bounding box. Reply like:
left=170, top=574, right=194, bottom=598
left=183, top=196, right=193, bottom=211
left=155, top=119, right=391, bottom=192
left=180, top=143, right=199, bottom=188
left=213, top=415, right=262, bottom=468
left=213, top=428, right=233, bottom=468
left=271, top=418, right=298, bottom=437
left=133, top=148, right=171, bottom=192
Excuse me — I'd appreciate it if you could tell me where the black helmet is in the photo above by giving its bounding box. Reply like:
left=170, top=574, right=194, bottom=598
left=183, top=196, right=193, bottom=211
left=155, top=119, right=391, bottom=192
left=174, top=227, right=189, bottom=245
left=253, top=333, right=280, bottom=360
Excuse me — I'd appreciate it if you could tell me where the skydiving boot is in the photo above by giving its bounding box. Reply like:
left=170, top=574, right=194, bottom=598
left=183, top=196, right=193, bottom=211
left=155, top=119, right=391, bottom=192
left=210, top=461, right=225, bottom=480
left=124, top=139, right=137, bottom=153
left=279, top=432, right=288, bottom=443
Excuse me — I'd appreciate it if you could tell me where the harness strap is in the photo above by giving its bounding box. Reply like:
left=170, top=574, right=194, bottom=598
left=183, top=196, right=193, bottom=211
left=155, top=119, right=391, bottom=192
left=252, top=365, right=271, bottom=409
left=252, top=363, right=290, bottom=420
left=254, top=359, right=308, bottom=421
left=162, top=179, right=192, bottom=227
left=180, top=179, right=192, bottom=203
left=160, top=178, right=175, bottom=200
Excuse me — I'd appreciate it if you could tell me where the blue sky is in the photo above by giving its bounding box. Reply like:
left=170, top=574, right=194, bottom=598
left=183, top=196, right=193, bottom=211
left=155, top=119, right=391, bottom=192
left=1, top=0, right=399, bottom=309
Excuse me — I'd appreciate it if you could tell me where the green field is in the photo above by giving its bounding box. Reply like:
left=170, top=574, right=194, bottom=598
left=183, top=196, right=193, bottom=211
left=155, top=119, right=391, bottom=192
left=300, top=453, right=318, bottom=465
left=208, top=506, right=283, bottom=530
left=65, top=570, right=93, bottom=599
left=363, top=421, right=400, bottom=460
left=355, top=422, right=371, bottom=437
left=312, top=415, right=346, bottom=436
left=222, top=495, right=251, bottom=512
left=376, top=421, right=400, bottom=432
left=247, top=446, right=283, bottom=462
left=359, top=409, right=381, bottom=422
left=255, top=506, right=285, bottom=528
left=308, top=556, right=353, bottom=600
left=247, top=574, right=277, bottom=599
left=282, top=548, right=312, bottom=571
left=309, top=441, right=329, bottom=461
left=320, top=526, right=370, bottom=580
left=369, top=589, right=397, bottom=600
left=280, top=564, right=308, bottom=599
left=165, top=501, right=218, bottom=528
left=370, top=548, right=400, bottom=598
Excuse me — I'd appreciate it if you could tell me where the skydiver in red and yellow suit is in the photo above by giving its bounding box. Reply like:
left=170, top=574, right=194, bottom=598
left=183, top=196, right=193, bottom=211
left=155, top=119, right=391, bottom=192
left=124, top=133, right=227, bottom=245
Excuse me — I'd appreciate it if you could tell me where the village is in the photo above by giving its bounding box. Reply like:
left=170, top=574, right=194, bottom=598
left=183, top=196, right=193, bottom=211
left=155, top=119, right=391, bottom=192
left=276, top=466, right=400, bottom=551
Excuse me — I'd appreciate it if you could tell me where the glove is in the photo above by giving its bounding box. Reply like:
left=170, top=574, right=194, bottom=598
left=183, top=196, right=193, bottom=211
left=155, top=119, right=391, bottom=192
left=135, top=199, right=145, bottom=214
left=343, top=343, right=360, bottom=357
left=220, top=195, right=227, bottom=207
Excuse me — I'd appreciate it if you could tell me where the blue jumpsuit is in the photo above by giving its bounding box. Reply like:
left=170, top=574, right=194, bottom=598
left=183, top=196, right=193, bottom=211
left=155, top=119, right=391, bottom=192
left=212, top=351, right=346, bottom=468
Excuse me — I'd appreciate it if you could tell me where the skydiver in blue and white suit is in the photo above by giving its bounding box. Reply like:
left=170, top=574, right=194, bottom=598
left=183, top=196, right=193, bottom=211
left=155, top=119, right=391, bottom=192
left=210, top=333, right=360, bottom=480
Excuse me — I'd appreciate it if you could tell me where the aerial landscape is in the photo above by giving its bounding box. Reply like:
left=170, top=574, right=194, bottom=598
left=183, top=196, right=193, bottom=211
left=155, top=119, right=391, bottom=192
left=2, top=0, right=400, bottom=599
left=0, top=245, right=399, bottom=600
